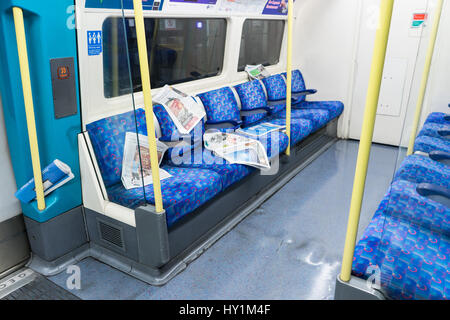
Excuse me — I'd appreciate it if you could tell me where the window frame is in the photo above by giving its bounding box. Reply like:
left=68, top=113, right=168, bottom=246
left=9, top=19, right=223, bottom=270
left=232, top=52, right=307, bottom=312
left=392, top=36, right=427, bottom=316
left=237, top=18, right=286, bottom=72
left=102, top=16, right=228, bottom=100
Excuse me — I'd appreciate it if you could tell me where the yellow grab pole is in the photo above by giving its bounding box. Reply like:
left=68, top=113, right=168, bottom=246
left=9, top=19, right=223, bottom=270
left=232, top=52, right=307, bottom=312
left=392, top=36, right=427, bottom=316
left=286, top=0, right=293, bottom=156
left=132, top=0, right=164, bottom=213
left=340, top=0, right=394, bottom=282
left=406, top=0, right=444, bottom=155
left=13, top=7, right=46, bottom=211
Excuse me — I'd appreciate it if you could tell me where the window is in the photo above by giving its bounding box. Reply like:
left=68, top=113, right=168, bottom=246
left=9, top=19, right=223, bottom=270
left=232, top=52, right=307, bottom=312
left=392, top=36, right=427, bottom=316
left=238, top=19, right=285, bottom=72
left=103, top=17, right=227, bottom=98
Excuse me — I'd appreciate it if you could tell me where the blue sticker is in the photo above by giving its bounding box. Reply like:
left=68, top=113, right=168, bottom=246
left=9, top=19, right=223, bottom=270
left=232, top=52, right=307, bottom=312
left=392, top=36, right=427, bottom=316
left=87, top=31, right=102, bottom=56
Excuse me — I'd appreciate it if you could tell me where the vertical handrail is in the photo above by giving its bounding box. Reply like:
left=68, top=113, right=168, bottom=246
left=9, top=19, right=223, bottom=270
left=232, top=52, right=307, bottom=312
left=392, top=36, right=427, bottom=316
left=285, top=0, right=293, bottom=156
left=12, top=7, right=46, bottom=211
left=132, top=0, right=164, bottom=213
left=406, top=0, right=444, bottom=155
left=339, top=0, right=394, bottom=282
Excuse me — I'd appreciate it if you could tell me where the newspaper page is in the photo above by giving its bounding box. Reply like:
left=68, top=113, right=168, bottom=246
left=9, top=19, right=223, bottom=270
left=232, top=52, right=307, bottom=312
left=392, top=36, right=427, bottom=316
left=153, top=85, right=206, bottom=135
left=245, top=64, right=271, bottom=80
left=236, top=122, right=285, bottom=138
left=122, top=132, right=172, bottom=190
left=204, top=132, right=270, bottom=169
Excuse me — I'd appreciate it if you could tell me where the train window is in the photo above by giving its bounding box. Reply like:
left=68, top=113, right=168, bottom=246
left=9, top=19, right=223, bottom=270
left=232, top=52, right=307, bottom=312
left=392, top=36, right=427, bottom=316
left=238, top=19, right=284, bottom=72
left=103, top=17, right=227, bottom=98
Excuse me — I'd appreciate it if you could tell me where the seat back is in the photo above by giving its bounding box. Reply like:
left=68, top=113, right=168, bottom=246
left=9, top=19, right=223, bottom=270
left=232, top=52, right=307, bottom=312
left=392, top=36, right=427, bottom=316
left=197, top=87, right=241, bottom=127
left=233, top=80, right=269, bottom=127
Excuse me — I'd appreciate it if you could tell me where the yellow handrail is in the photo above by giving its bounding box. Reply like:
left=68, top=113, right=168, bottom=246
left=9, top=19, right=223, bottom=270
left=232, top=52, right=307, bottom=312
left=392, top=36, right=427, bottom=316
left=406, top=0, right=444, bottom=155
left=132, top=0, right=164, bottom=213
left=285, top=0, right=293, bottom=156
left=13, top=7, right=46, bottom=211
left=340, top=0, right=394, bottom=282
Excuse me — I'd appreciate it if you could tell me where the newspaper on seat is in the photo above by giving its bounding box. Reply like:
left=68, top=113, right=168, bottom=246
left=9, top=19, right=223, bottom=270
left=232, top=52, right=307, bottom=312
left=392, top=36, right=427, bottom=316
left=245, top=64, right=270, bottom=80
left=204, top=131, right=270, bottom=170
left=121, top=132, right=172, bottom=190
left=153, top=85, right=206, bottom=135
left=236, top=122, right=285, bottom=138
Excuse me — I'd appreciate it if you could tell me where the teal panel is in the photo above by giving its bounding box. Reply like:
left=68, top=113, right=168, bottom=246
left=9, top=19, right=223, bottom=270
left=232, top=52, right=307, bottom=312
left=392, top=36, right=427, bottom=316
left=0, top=0, right=82, bottom=222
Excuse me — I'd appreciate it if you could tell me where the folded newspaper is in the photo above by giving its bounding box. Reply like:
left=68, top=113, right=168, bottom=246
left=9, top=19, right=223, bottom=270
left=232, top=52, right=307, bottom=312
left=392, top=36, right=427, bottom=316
left=153, top=85, right=206, bottom=135
left=122, top=132, right=172, bottom=190
left=15, top=159, right=74, bottom=203
left=236, top=122, right=285, bottom=138
left=204, top=132, right=270, bottom=170
left=245, top=64, right=270, bottom=80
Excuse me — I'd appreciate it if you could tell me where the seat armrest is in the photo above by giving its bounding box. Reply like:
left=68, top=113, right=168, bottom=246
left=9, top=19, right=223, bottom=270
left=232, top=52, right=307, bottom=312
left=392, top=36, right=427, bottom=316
left=417, top=183, right=450, bottom=207
left=438, top=129, right=450, bottom=138
left=293, top=89, right=318, bottom=96
left=206, top=119, right=243, bottom=128
left=429, top=151, right=450, bottom=161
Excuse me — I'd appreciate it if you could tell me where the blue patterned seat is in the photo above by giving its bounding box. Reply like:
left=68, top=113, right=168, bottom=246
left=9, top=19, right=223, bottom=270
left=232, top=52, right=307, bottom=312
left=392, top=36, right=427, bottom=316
left=383, top=180, right=450, bottom=236
left=106, top=166, right=223, bottom=227
left=273, top=109, right=330, bottom=132
left=394, top=155, right=450, bottom=189
left=261, top=74, right=287, bottom=102
left=197, top=87, right=241, bottom=127
left=295, top=100, right=344, bottom=120
left=166, top=130, right=289, bottom=189
left=87, top=109, right=224, bottom=227
left=264, top=117, right=313, bottom=145
left=425, top=112, right=450, bottom=125
left=414, top=135, right=450, bottom=154
left=87, top=108, right=148, bottom=188
left=417, top=123, right=450, bottom=140
left=352, top=212, right=449, bottom=300
left=352, top=191, right=450, bottom=300
left=234, top=80, right=270, bottom=127
left=262, top=70, right=343, bottom=122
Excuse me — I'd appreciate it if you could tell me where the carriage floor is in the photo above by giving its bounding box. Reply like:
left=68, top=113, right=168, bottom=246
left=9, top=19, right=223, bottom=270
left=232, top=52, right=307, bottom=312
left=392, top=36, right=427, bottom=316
left=47, top=140, right=398, bottom=300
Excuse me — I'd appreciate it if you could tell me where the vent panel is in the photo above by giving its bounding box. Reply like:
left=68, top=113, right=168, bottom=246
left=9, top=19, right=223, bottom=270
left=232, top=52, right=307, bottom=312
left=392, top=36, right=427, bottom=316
left=98, top=220, right=124, bottom=250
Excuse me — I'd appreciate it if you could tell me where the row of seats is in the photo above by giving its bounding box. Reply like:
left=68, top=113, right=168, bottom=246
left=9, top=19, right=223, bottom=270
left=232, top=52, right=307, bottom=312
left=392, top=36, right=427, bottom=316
left=87, top=70, right=344, bottom=228
left=352, top=111, right=450, bottom=300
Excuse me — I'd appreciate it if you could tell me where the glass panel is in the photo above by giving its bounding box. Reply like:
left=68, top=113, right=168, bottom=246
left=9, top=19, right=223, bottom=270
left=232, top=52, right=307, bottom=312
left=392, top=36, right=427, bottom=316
left=238, top=19, right=284, bottom=71
left=85, top=11, right=147, bottom=208
left=103, top=17, right=226, bottom=98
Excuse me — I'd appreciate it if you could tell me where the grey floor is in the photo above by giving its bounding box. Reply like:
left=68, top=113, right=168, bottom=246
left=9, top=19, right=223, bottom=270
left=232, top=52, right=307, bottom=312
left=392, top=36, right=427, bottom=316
left=48, top=140, right=399, bottom=300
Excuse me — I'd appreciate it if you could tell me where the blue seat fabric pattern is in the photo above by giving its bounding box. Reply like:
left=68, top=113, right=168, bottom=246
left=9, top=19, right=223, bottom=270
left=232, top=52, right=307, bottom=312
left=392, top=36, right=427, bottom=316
left=414, top=135, right=450, bottom=154
left=106, top=166, right=223, bottom=228
left=417, top=123, right=450, bottom=140
left=273, top=109, right=331, bottom=131
left=425, top=113, right=450, bottom=125
left=197, top=87, right=241, bottom=124
left=394, top=155, right=450, bottom=190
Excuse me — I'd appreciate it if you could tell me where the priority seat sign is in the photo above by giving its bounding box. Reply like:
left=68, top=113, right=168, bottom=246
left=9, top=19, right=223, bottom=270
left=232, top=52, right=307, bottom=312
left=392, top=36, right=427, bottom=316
left=87, top=31, right=102, bottom=56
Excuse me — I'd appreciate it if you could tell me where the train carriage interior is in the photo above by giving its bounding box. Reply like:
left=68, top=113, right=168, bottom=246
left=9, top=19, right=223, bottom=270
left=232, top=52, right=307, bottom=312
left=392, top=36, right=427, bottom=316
left=0, top=0, right=449, bottom=302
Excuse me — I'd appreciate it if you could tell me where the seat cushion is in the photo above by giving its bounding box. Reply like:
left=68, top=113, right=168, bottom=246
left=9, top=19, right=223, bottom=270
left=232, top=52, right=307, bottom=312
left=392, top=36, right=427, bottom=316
left=418, top=123, right=450, bottom=140
left=166, top=147, right=254, bottom=190
left=425, top=112, right=450, bottom=125
left=394, top=155, right=450, bottom=190
left=106, top=166, right=223, bottom=227
left=352, top=213, right=450, bottom=300
left=86, top=108, right=148, bottom=187
left=265, top=117, right=313, bottom=145
left=296, top=100, right=344, bottom=120
left=414, top=135, right=450, bottom=154
left=167, top=130, right=289, bottom=189
left=273, top=109, right=331, bottom=131
left=261, top=74, right=287, bottom=101
left=197, top=87, right=241, bottom=124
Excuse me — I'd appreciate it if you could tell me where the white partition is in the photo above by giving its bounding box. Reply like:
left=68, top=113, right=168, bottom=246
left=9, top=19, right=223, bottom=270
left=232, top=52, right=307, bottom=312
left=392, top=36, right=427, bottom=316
left=0, top=95, right=22, bottom=223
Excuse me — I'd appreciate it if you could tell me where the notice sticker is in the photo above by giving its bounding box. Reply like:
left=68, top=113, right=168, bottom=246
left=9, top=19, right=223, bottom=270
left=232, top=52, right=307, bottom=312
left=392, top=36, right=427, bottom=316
left=87, top=31, right=102, bottom=56
left=411, top=13, right=428, bottom=28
